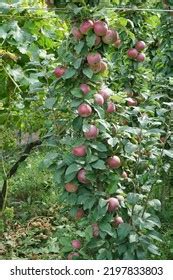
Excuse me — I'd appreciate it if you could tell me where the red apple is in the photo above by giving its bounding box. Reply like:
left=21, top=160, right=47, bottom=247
left=80, top=20, right=93, bottom=34
left=114, top=216, right=124, bottom=226
left=72, top=145, right=87, bottom=157
left=77, top=169, right=90, bottom=184
left=92, top=223, right=99, bottom=237
left=67, top=252, right=79, bottom=260
left=71, top=240, right=81, bottom=249
left=84, top=125, right=99, bottom=139
left=78, top=103, right=92, bottom=117
left=71, top=27, right=83, bottom=40
left=135, top=41, right=146, bottom=51
left=94, top=20, right=108, bottom=36
left=65, top=183, right=78, bottom=193
left=107, top=197, right=120, bottom=212
left=99, top=87, right=112, bottom=100
left=102, top=30, right=118, bottom=44
left=80, top=84, right=91, bottom=95
left=75, top=208, right=85, bottom=220
left=127, top=97, right=137, bottom=106
left=87, top=53, right=102, bottom=65
left=94, top=93, right=104, bottom=106
left=127, top=48, right=139, bottom=59
left=136, top=53, right=145, bottom=62
left=54, top=66, right=66, bottom=78
left=106, top=102, right=116, bottom=113
left=107, top=156, right=121, bottom=169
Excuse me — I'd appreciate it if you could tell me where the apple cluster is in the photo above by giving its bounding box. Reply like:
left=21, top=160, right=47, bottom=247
left=127, top=41, right=146, bottom=62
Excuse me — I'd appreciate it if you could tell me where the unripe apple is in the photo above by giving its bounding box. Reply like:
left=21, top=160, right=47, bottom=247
left=67, top=252, right=79, bottom=260
left=100, top=61, right=108, bottom=72
left=80, top=84, right=91, bottom=95
left=80, top=20, right=93, bottom=34
left=122, top=171, right=128, bottom=179
left=127, top=97, right=138, bottom=106
left=135, top=41, right=146, bottom=51
left=54, top=66, right=66, bottom=78
left=78, top=103, right=92, bottom=117
left=127, top=48, right=139, bottom=59
left=71, top=27, right=83, bottom=40
left=90, top=62, right=102, bottom=73
left=136, top=53, right=145, bottom=62
left=99, top=87, right=112, bottom=100
left=94, top=93, right=104, bottom=106
left=84, top=125, right=99, bottom=139
left=75, top=208, right=85, bottom=220
left=71, top=240, right=81, bottom=249
left=114, top=39, right=121, bottom=48
left=107, top=197, right=120, bottom=212
left=65, top=183, right=78, bottom=193
left=114, top=216, right=124, bottom=226
left=102, top=30, right=118, bottom=44
left=77, top=169, right=90, bottom=184
left=94, top=20, right=108, bottom=36
left=107, top=156, right=121, bottom=169
left=72, top=145, right=87, bottom=157
left=92, top=223, right=99, bottom=237
left=106, top=102, right=116, bottom=113
left=87, top=53, right=102, bottom=65
left=95, top=35, right=101, bottom=46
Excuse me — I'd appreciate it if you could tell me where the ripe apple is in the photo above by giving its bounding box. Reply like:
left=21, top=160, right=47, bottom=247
left=136, top=53, right=145, bottom=62
left=84, top=125, right=99, bottom=139
left=90, top=62, right=102, bottom=73
left=54, top=66, right=66, bottom=78
left=127, top=97, right=138, bottom=106
left=94, top=20, right=108, bottom=36
left=107, top=156, right=121, bottom=169
left=80, top=20, right=93, bottom=34
left=92, top=223, right=99, bottom=237
left=135, top=41, right=146, bottom=51
left=127, top=48, right=139, bottom=59
left=71, top=240, right=81, bottom=249
left=99, top=87, right=112, bottom=100
left=72, top=145, right=87, bottom=157
left=87, top=53, right=102, bottom=65
left=78, top=103, right=92, bottom=117
left=65, top=183, right=78, bottom=193
left=77, top=169, right=90, bottom=184
left=67, top=252, right=79, bottom=260
left=94, top=93, right=104, bottom=106
left=106, top=102, right=116, bottom=113
left=80, top=84, right=91, bottom=95
left=75, top=208, right=85, bottom=220
left=102, top=30, right=118, bottom=44
left=71, top=27, right=83, bottom=40
left=107, top=197, right=120, bottom=212
left=122, top=171, right=128, bottom=179
left=114, top=216, right=124, bottom=226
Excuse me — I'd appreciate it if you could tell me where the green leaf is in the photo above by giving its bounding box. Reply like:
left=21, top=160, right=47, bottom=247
left=63, top=68, right=76, bottom=80
left=74, top=58, right=83, bottom=69
left=45, top=97, right=56, bottom=109
left=100, top=222, right=113, bottom=236
left=83, top=68, right=93, bottom=79
left=99, top=198, right=107, bottom=208
left=71, top=88, right=83, bottom=98
left=117, top=223, right=132, bottom=240
left=92, top=159, right=106, bottom=170
left=54, top=167, right=66, bottom=184
left=73, top=117, right=83, bottom=131
left=65, top=163, right=81, bottom=176
left=86, top=32, right=96, bottom=48
left=89, top=142, right=107, bottom=152
left=163, top=149, right=173, bottom=158
left=75, top=41, right=85, bottom=54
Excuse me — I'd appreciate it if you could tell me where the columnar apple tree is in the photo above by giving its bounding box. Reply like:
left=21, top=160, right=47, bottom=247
left=51, top=4, right=163, bottom=260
